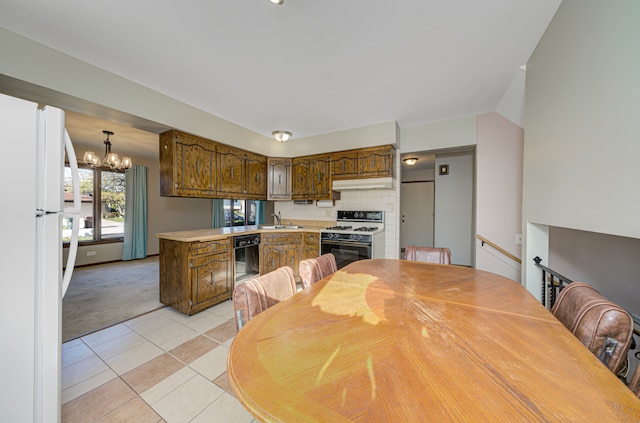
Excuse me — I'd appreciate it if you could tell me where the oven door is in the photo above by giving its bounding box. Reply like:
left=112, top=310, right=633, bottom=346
left=234, top=244, right=260, bottom=284
left=320, top=239, right=371, bottom=269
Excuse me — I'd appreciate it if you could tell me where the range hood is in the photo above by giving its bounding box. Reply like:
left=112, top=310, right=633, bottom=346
left=332, top=177, right=394, bottom=191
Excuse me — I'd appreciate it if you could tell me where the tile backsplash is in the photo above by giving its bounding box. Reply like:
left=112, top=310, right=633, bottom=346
left=274, top=186, right=400, bottom=259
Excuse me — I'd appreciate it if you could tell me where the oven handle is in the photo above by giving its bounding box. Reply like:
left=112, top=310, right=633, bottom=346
left=321, top=240, right=372, bottom=248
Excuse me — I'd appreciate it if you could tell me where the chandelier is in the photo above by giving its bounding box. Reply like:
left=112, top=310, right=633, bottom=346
left=82, top=130, right=132, bottom=170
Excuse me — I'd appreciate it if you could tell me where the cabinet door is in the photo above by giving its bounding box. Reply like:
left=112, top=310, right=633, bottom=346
left=284, top=245, right=299, bottom=276
left=217, top=146, right=245, bottom=197
left=292, top=158, right=310, bottom=199
left=245, top=152, right=267, bottom=199
left=303, top=233, right=320, bottom=260
left=161, top=131, right=216, bottom=197
left=267, top=158, right=292, bottom=200
left=331, top=150, right=358, bottom=180
left=309, top=155, right=331, bottom=199
left=359, top=146, right=393, bottom=177
left=262, top=245, right=285, bottom=274
left=190, top=251, right=232, bottom=306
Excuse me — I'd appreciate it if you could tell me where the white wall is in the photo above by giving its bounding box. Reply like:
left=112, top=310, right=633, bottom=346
left=549, top=227, right=640, bottom=316
left=402, top=116, right=476, bottom=152
left=434, top=151, right=474, bottom=266
left=524, top=0, right=640, bottom=240
left=475, top=112, right=523, bottom=282
left=523, top=0, right=640, bottom=293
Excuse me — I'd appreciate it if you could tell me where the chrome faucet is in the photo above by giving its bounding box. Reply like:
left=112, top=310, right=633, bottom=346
left=271, top=211, right=281, bottom=226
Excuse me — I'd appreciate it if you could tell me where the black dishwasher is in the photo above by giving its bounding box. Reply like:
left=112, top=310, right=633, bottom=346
left=233, top=234, right=260, bottom=285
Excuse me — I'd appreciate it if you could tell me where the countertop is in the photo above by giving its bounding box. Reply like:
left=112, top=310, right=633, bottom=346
left=156, top=225, right=327, bottom=243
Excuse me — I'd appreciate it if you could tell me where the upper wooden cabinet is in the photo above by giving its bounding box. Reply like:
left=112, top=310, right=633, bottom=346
left=267, top=158, right=292, bottom=200
left=358, top=146, right=394, bottom=177
left=160, top=130, right=216, bottom=197
left=245, top=152, right=267, bottom=198
left=331, top=145, right=395, bottom=180
left=331, top=150, right=359, bottom=179
left=216, top=145, right=244, bottom=197
left=161, top=128, right=393, bottom=200
left=291, top=157, right=311, bottom=199
left=292, top=154, right=332, bottom=200
left=217, top=146, right=267, bottom=200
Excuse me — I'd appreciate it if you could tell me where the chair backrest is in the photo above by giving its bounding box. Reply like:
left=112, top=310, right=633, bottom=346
left=299, top=253, right=338, bottom=289
left=551, top=282, right=634, bottom=376
left=232, top=266, right=297, bottom=332
left=404, top=246, right=451, bottom=264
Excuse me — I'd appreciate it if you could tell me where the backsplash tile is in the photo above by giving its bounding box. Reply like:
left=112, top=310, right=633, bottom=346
left=274, top=186, right=400, bottom=259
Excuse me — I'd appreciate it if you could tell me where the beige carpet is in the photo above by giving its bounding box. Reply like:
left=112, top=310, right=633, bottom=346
left=62, top=256, right=164, bottom=341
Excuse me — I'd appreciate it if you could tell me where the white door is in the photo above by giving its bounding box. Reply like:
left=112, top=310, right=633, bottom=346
left=400, top=181, right=434, bottom=251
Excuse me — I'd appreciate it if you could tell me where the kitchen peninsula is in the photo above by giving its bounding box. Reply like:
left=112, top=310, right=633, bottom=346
left=156, top=224, right=327, bottom=315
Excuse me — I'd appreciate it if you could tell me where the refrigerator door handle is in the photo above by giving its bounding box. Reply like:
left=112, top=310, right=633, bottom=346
left=61, top=129, right=80, bottom=298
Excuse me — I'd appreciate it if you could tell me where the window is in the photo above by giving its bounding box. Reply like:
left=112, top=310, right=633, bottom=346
left=63, top=165, right=126, bottom=243
left=222, top=199, right=259, bottom=227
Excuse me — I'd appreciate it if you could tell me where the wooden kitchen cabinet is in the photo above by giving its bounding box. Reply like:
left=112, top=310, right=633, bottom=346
left=245, top=152, right=267, bottom=198
left=217, top=146, right=267, bottom=200
left=260, top=233, right=302, bottom=278
left=291, top=157, right=310, bottom=199
left=310, top=154, right=332, bottom=198
left=303, top=232, right=320, bottom=260
left=267, top=157, right=292, bottom=200
left=358, top=146, right=394, bottom=177
left=159, top=237, right=233, bottom=315
left=331, top=150, right=359, bottom=180
left=160, top=130, right=216, bottom=197
left=292, top=154, right=332, bottom=200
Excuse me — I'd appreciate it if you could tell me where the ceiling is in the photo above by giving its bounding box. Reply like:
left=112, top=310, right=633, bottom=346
left=0, top=0, right=560, bottom=160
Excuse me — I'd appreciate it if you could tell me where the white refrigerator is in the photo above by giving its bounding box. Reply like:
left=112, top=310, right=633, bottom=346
left=0, top=93, right=80, bottom=422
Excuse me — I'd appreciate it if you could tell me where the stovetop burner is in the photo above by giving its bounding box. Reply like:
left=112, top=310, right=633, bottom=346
left=353, top=227, right=378, bottom=232
left=325, top=225, right=353, bottom=231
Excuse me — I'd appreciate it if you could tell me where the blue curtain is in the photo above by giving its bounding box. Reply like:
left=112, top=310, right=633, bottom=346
left=122, top=166, right=147, bottom=261
left=256, top=201, right=266, bottom=225
left=212, top=199, right=225, bottom=228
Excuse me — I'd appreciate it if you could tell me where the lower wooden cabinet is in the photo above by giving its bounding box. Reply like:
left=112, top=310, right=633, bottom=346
left=159, top=238, right=233, bottom=315
left=260, top=232, right=321, bottom=279
left=303, top=232, right=320, bottom=260
left=260, top=233, right=302, bottom=277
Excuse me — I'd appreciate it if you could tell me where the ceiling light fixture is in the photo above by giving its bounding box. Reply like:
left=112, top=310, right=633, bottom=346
left=272, top=130, right=292, bottom=142
left=403, top=157, right=418, bottom=166
left=269, top=0, right=284, bottom=5
left=83, top=130, right=132, bottom=170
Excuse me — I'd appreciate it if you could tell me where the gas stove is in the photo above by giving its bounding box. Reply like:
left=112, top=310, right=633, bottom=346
left=321, top=211, right=385, bottom=236
left=320, top=211, right=385, bottom=268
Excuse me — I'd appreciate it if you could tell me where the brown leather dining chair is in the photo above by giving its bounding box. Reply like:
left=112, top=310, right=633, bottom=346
left=404, top=246, right=452, bottom=264
left=299, top=253, right=338, bottom=290
left=232, top=266, right=297, bottom=332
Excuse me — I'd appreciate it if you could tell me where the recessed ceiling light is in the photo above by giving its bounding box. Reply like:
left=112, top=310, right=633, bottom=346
left=269, top=0, right=284, bottom=5
left=403, top=157, right=418, bottom=166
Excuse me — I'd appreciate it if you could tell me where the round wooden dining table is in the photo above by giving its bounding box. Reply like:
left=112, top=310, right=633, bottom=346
left=227, top=259, right=640, bottom=422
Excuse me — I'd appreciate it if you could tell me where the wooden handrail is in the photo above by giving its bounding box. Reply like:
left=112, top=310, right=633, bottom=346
left=476, top=234, right=522, bottom=264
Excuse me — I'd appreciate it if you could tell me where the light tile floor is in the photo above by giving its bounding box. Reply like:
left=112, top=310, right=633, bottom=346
left=61, top=300, right=257, bottom=423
